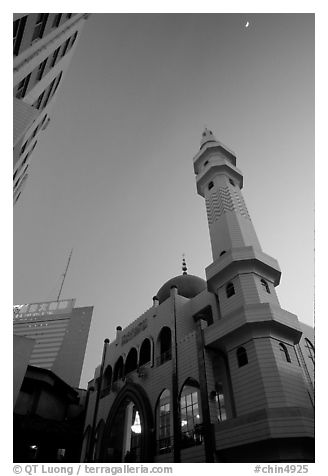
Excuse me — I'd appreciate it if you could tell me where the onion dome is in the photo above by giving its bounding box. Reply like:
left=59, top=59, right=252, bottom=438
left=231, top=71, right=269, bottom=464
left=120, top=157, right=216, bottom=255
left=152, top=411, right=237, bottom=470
left=156, top=274, right=206, bottom=304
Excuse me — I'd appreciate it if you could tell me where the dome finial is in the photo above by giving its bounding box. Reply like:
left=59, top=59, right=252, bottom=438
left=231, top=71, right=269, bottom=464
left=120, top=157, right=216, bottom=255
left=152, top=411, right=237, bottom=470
left=182, top=254, right=188, bottom=275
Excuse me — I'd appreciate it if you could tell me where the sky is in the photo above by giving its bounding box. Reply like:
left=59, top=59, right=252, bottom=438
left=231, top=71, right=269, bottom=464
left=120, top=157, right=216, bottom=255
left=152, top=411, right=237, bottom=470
left=13, top=13, right=314, bottom=388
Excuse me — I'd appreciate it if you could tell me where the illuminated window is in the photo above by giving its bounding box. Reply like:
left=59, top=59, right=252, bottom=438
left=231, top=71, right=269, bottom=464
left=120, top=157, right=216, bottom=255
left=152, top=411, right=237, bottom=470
left=157, top=389, right=171, bottom=454
left=180, top=380, right=202, bottom=448
left=237, top=347, right=248, bottom=367
left=215, top=383, right=227, bottom=422
left=226, top=282, right=235, bottom=298
left=279, top=343, right=291, bottom=363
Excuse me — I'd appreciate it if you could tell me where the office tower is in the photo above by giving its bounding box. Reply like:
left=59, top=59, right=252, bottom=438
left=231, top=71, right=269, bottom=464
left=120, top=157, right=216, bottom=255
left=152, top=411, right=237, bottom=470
left=13, top=298, right=93, bottom=387
left=13, top=13, right=89, bottom=204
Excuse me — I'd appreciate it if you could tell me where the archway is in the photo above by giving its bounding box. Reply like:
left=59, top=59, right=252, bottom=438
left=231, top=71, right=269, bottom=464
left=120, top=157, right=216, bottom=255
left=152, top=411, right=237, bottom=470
left=100, top=383, right=154, bottom=462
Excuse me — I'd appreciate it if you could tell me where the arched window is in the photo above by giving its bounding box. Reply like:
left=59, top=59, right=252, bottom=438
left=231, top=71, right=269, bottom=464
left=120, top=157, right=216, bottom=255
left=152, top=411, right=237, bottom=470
left=305, top=338, right=315, bottom=364
left=204, top=160, right=209, bottom=167
left=208, top=181, right=214, bottom=190
left=261, top=279, right=270, bottom=294
left=215, top=382, right=227, bottom=422
left=157, top=389, right=171, bottom=454
left=125, top=348, right=138, bottom=375
left=157, top=327, right=172, bottom=366
left=139, top=338, right=151, bottom=366
left=180, top=379, right=202, bottom=448
left=279, top=343, right=291, bottom=363
left=103, top=365, right=112, bottom=391
left=226, top=282, right=235, bottom=298
left=229, top=178, right=235, bottom=186
left=220, top=250, right=226, bottom=257
left=237, top=347, right=248, bottom=367
left=113, top=356, right=124, bottom=382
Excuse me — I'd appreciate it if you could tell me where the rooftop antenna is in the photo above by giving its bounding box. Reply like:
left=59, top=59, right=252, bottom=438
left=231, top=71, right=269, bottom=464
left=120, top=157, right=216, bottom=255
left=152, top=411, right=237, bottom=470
left=57, top=248, right=73, bottom=301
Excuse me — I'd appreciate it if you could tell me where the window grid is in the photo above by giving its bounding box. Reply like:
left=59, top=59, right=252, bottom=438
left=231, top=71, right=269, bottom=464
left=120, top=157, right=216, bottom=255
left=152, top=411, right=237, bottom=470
left=13, top=16, right=27, bottom=55
left=180, top=390, right=200, bottom=434
left=32, top=13, right=49, bottom=42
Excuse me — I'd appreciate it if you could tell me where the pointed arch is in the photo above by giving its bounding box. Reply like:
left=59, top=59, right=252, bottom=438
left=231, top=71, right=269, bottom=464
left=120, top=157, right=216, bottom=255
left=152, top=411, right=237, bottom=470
left=279, top=343, right=291, bottom=363
left=179, top=378, right=203, bottom=448
left=125, top=347, right=138, bottom=375
left=155, top=389, right=171, bottom=454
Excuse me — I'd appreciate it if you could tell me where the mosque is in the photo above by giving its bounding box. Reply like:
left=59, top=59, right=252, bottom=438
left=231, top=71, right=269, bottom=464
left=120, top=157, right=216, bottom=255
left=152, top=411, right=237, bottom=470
left=81, top=129, right=314, bottom=463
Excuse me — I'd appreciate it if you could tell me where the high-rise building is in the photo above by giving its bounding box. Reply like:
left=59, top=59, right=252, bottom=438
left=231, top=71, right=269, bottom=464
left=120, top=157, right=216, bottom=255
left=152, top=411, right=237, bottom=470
left=13, top=13, right=89, bottom=204
left=13, top=298, right=93, bottom=387
left=81, top=130, right=314, bottom=463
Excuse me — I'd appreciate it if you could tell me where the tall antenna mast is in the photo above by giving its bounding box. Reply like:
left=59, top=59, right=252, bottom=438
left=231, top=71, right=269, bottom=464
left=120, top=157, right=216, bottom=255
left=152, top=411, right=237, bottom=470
left=57, top=248, right=73, bottom=301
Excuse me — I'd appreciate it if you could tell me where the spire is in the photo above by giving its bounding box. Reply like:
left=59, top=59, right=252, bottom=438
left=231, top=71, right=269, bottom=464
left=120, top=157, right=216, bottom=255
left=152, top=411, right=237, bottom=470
left=200, top=127, right=217, bottom=149
left=182, top=254, right=188, bottom=275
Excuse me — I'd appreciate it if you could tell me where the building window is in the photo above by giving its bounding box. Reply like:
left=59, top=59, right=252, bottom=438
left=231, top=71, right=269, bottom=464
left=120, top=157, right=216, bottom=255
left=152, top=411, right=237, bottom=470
left=204, top=160, right=209, bottom=167
left=13, top=15, right=27, bottom=56
left=36, top=58, right=47, bottom=80
left=226, top=282, right=235, bottom=298
left=31, top=14, right=49, bottom=42
left=34, top=91, right=45, bottom=109
left=20, top=141, right=28, bottom=155
left=157, top=327, right=172, bottom=366
left=305, top=338, right=315, bottom=365
left=52, top=13, right=62, bottom=28
left=229, top=178, right=235, bottom=186
left=208, top=181, right=214, bottom=190
left=261, top=279, right=270, bottom=293
left=139, top=338, right=151, bottom=366
left=61, top=38, right=70, bottom=57
left=125, top=348, right=138, bottom=375
left=215, top=383, right=227, bottom=422
left=279, top=343, right=291, bottom=363
left=15, top=74, right=31, bottom=99
left=52, top=72, right=63, bottom=96
left=70, top=31, right=78, bottom=48
left=42, top=78, right=56, bottom=109
left=237, top=347, right=248, bottom=367
left=113, top=356, right=124, bottom=382
left=66, top=13, right=73, bottom=19
left=157, top=389, right=171, bottom=454
left=51, top=47, right=60, bottom=67
left=220, top=251, right=226, bottom=257
left=180, top=380, right=202, bottom=448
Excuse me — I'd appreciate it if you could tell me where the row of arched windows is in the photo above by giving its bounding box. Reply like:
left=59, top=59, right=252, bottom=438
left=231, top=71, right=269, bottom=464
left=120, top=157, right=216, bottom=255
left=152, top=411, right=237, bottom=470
left=224, top=278, right=271, bottom=299
left=236, top=342, right=294, bottom=368
left=101, top=327, right=173, bottom=393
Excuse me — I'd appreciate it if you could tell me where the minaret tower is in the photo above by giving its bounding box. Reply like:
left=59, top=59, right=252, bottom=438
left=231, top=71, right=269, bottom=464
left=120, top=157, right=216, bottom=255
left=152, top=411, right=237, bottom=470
left=194, top=129, right=314, bottom=461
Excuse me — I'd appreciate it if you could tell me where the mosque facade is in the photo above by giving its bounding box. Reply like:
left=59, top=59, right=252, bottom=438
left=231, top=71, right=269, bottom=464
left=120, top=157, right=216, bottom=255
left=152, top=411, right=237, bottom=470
left=81, top=130, right=314, bottom=463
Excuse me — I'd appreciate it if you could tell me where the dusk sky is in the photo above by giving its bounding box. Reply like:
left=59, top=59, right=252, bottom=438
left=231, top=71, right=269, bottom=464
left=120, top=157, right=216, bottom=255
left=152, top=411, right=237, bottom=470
left=13, top=13, right=314, bottom=388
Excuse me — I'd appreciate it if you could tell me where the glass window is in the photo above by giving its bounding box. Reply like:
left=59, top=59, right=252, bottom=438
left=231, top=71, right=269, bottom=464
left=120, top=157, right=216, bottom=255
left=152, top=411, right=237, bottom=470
left=305, top=338, right=315, bottom=365
left=261, top=279, right=270, bottom=294
left=237, top=347, right=248, bottom=367
left=51, top=47, right=60, bottom=67
left=279, top=343, right=291, bottom=363
left=158, top=390, right=171, bottom=453
left=32, top=14, right=49, bottom=42
left=13, top=16, right=27, bottom=55
left=180, top=382, right=202, bottom=448
left=36, top=59, right=47, bottom=80
left=52, top=14, right=62, bottom=28
left=215, top=383, right=227, bottom=422
left=229, top=178, right=235, bottom=186
left=208, top=181, right=214, bottom=190
left=61, top=38, right=70, bottom=57
left=226, top=282, right=235, bottom=298
left=15, top=74, right=31, bottom=99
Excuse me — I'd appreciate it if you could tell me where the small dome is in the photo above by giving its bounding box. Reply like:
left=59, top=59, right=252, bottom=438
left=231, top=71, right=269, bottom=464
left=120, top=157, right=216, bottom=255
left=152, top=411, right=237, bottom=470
left=156, top=274, right=206, bottom=304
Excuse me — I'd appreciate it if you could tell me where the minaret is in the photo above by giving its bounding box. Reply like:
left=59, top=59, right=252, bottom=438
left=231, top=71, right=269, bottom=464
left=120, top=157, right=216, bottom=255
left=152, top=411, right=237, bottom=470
left=194, top=128, right=282, bottom=312
left=193, top=129, right=314, bottom=461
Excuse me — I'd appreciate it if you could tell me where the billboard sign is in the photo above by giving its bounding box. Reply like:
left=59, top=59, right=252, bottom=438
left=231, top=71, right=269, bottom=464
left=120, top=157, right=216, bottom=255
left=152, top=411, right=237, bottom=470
left=13, top=299, right=75, bottom=319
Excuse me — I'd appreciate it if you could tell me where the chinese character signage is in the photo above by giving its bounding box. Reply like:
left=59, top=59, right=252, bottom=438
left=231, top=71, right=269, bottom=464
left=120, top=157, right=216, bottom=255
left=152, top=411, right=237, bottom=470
left=13, top=299, right=75, bottom=319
